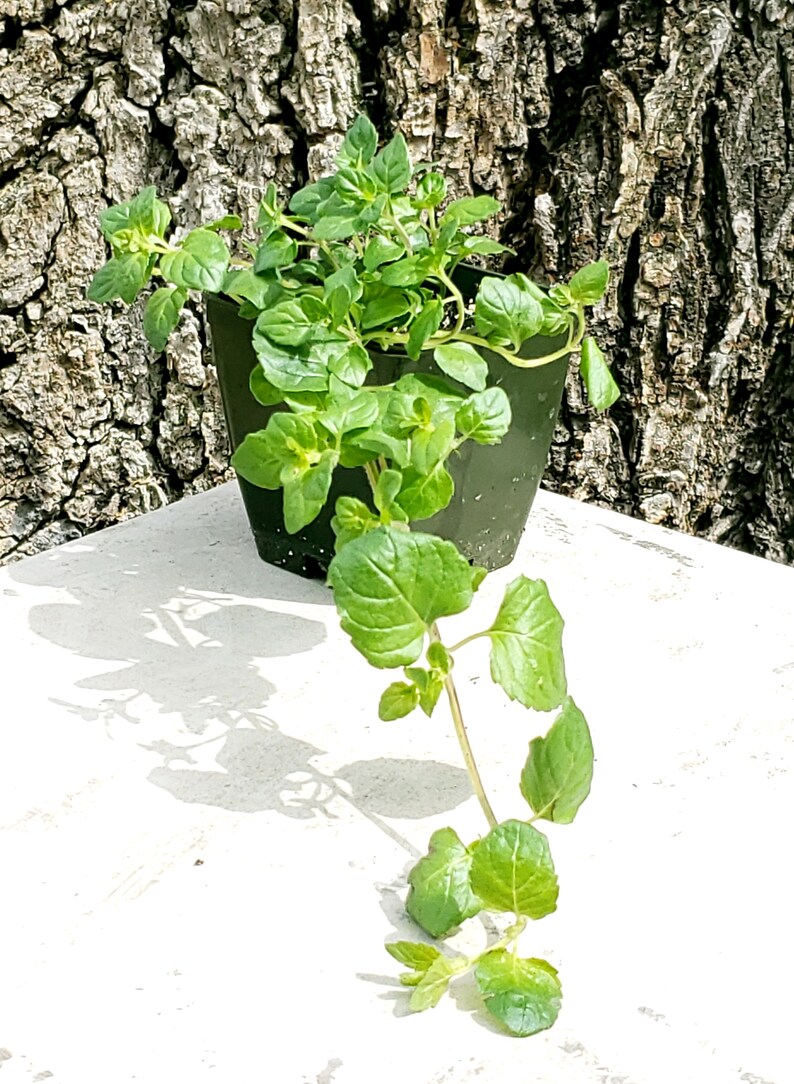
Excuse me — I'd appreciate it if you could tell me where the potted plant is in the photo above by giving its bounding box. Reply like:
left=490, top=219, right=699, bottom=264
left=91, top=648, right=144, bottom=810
left=87, top=115, right=618, bottom=1036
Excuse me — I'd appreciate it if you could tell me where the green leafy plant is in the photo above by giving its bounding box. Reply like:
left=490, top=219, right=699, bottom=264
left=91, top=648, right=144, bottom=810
left=88, top=115, right=618, bottom=1036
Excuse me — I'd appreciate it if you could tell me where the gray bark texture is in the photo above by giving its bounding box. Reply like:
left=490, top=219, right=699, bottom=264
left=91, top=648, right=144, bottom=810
left=1, top=0, right=792, bottom=563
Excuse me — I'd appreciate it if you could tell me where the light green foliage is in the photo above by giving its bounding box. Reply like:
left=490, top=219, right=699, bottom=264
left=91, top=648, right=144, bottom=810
left=406, top=827, right=482, bottom=937
left=88, top=115, right=611, bottom=1040
left=327, top=527, right=476, bottom=668
left=520, top=697, right=594, bottom=823
left=487, top=576, right=568, bottom=711
left=469, top=819, right=559, bottom=918
left=475, top=951, right=562, bottom=1036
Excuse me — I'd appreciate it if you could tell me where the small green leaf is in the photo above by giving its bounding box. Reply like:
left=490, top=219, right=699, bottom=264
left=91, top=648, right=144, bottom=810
left=231, top=430, right=283, bottom=490
left=471, top=565, right=488, bottom=591
left=414, top=171, right=447, bottom=209
left=568, top=260, right=609, bottom=306
left=361, top=287, right=413, bottom=330
left=433, top=342, right=488, bottom=391
left=327, top=342, right=372, bottom=387
left=475, top=276, right=543, bottom=348
left=253, top=230, right=299, bottom=271
left=409, top=955, right=469, bottom=1011
left=460, top=236, right=513, bottom=256
left=223, top=268, right=282, bottom=311
left=160, top=229, right=229, bottom=292
left=404, top=665, right=444, bottom=716
left=142, top=285, right=187, bottom=351
left=469, top=820, right=558, bottom=919
left=580, top=337, right=620, bottom=411
left=386, top=941, right=441, bottom=971
left=205, top=214, right=243, bottom=232
left=327, top=528, right=476, bottom=668
left=318, top=391, right=379, bottom=438
left=426, top=641, right=451, bottom=674
left=255, top=301, right=315, bottom=347
left=379, top=681, right=420, bottom=720
left=520, top=697, right=594, bottom=824
left=256, top=182, right=281, bottom=233
left=374, top=468, right=403, bottom=515
left=440, top=195, right=501, bottom=227
left=380, top=254, right=433, bottom=287
left=288, top=176, right=335, bottom=221
left=87, top=253, right=151, bottom=304
left=475, top=950, right=562, bottom=1036
left=249, top=366, right=284, bottom=406
left=282, top=448, right=338, bottom=532
left=335, top=165, right=380, bottom=202
left=312, top=212, right=361, bottom=241
left=338, top=115, right=379, bottom=166
left=100, top=186, right=171, bottom=241
left=406, top=827, right=482, bottom=937
left=363, top=236, right=404, bottom=271
left=382, top=392, right=429, bottom=438
left=369, top=131, right=412, bottom=193
left=331, top=495, right=379, bottom=549
left=455, top=387, right=512, bottom=445
left=488, top=576, right=567, bottom=711
left=396, top=464, right=454, bottom=522
left=253, top=339, right=330, bottom=392
left=407, top=299, right=443, bottom=360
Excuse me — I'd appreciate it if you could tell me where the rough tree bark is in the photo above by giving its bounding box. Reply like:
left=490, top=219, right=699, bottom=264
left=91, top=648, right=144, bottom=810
left=0, top=0, right=792, bottom=563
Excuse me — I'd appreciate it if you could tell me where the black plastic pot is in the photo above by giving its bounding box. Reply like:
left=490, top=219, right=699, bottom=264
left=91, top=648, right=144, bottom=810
left=206, top=265, right=568, bottom=578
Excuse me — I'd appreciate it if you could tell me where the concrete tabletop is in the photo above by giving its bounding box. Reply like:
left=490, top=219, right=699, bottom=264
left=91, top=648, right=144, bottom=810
left=0, top=482, right=791, bottom=1084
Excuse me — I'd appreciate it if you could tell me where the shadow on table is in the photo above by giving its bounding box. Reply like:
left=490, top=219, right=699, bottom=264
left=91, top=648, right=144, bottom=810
left=10, top=533, right=469, bottom=826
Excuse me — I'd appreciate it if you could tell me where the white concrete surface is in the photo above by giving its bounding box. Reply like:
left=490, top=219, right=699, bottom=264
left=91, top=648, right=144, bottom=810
left=0, top=482, right=792, bottom=1084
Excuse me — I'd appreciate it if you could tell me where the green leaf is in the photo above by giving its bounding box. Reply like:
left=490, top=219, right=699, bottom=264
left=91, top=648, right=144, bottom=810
left=282, top=448, right=338, bottom=532
left=318, top=391, right=379, bottom=438
left=255, top=301, right=315, bottom=347
left=386, top=941, right=441, bottom=970
left=426, top=641, right=451, bottom=674
left=100, top=186, right=171, bottom=241
left=407, top=299, right=443, bottom=360
left=520, top=697, right=594, bottom=824
left=410, top=418, right=456, bottom=473
left=253, top=230, right=299, bottom=271
left=253, top=339, right=330, bottom=392
left=440, top=195, right=500, bottom=227
left=369, top=131, right=412, bottom=193
left=331, top=495, right=379, bottom=549
left=223, top=268, right=283, bottom=311
left=288, top=176, right=335, bottom=221
left=471, top=565, right=488, bottom=591
left=394, top=373, right=464, bottom=425
left=396, top=464, right=454, bottom=521
left=568, top=260, right=609, bottom=306
left=327, top=527, right=476, bottom=668
left=382, top=392, right=430, bottom=438
left=409, top=955, right=469, bottom=1011
left=361, top=288, right=413, bottom=330
left=249, top=365, right=284, bottom=406
left=373, top=468, right=403, bottom=515
left=414, top=172, right=447, bottom=209
left=312, top=211, right=361, bottom=241
left=231, top=430, right=283, bottom=490
left=142, top=285, right=187, bottom=351
left=335, top=165, right=379, bottom=203
left=404, top=665, right=444, bottom=716
left=379, top=681, right=420, bottom=720
left=406, top=827, right=482, bottom=937
left=87, top=253, right=151, bottom=304
left=469, top=820, right=558, bottom=919
left=488, top=576, right=567, bottom=711
left=256, top=182, right=281, bottom=233
left=327, top=342, right=372, bottom=387
left=475, top=951, right=562, bottom=1036
left=455, top=387, right=512, bottom=445
left=475, top=276, right=544, bottom=348
left=205, top=214, right=243, bottom=232
left=380, top=254, right=433, bottom=287
left=433, top=342, right=488, bottom=391
left=363, top=235, right=404, bottom=272
left=338, top=115, right=379, bottom=166
left=580, top=337, right=619, bottom=411
left=160, top=229, right=229, bottom=292
left=460, top=236, right=514, bottom=256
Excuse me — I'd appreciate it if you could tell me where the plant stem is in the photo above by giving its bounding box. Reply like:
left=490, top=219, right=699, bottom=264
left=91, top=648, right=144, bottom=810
left=447, top=630, right=488, bottom=653
left=430, top=623, right=498, bottom=829
left=364, top=460, right=380, bottom=493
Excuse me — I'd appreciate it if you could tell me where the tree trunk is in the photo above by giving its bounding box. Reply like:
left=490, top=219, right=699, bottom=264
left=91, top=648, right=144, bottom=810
left=1, top=0, right=792, bottom=563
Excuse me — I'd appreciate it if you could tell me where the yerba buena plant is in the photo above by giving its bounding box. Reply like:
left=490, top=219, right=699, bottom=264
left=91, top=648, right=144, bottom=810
left=88, top=115, right=617, bottom=1036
